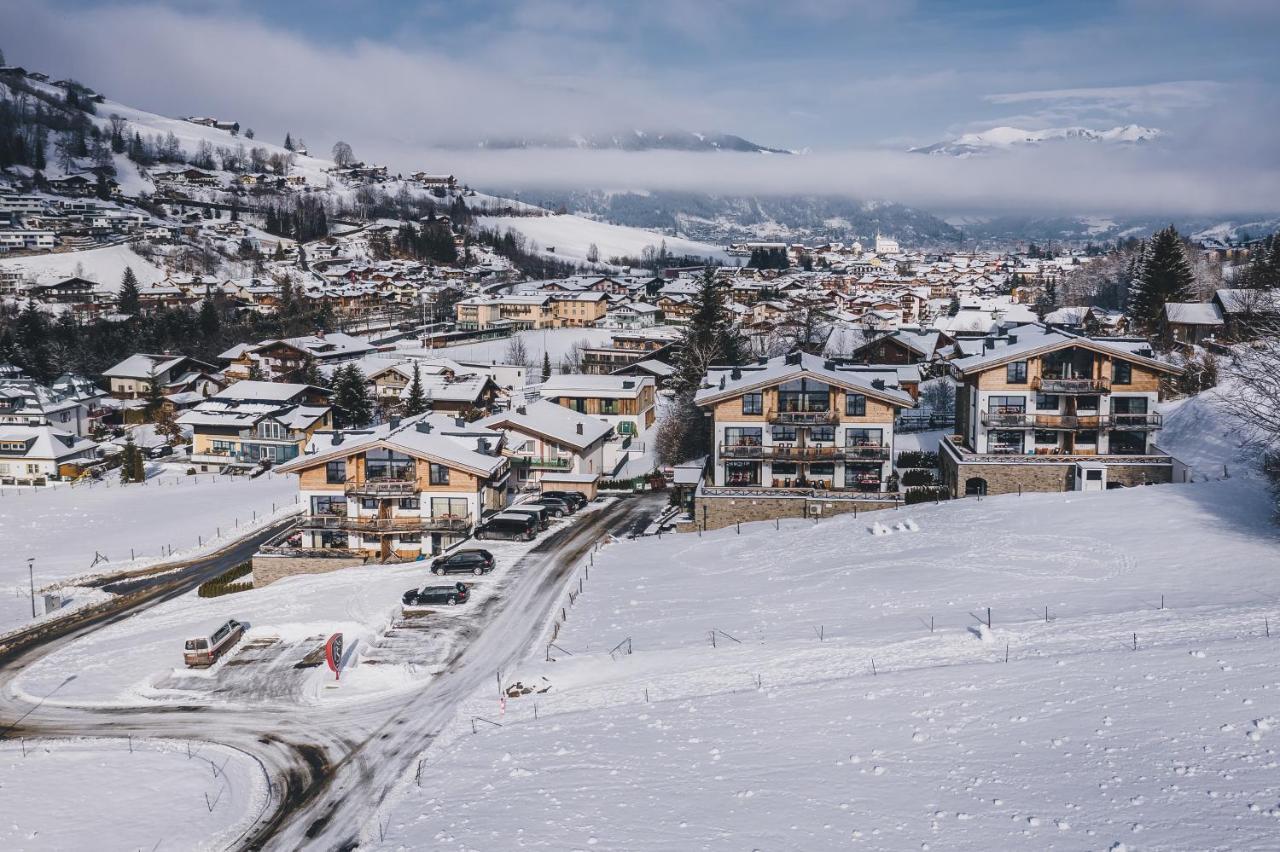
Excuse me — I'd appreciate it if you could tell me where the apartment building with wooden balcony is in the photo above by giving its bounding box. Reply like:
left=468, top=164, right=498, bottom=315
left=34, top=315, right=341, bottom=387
left=940, top=324, right=1182, bottom=496
left=478, top=399, right=612, bottom=494
left=687, top=351, right=914, bottom=530
left=254, top=413, right=512, bottom=584
left=178, top=380, right=333, bottom=471
left=537, top=374, right=657, bottom=437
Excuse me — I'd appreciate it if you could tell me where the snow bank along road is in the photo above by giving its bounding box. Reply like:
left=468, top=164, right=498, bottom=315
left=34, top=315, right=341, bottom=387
left=0, top=494, right=659, bottom=850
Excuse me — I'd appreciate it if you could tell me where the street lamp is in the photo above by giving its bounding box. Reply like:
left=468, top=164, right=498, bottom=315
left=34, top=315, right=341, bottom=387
left=27, top=557, right=35, bottom=618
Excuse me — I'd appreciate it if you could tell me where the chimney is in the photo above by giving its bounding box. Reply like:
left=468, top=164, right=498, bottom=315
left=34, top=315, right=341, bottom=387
left=416, top=420, right=433, bottom=434
left=871, top=379, right=885, bottom=390
left=730, top=367, right=742, bottom=380
left=516, top=405, right=527, bottom=415
left=576, top=422, right=584, bottom=435
left=454, top=417, right=465, bottom=428
left=1007, top=333, right=1018, bottom=344
left=477, top=438, right=489, bottom=454
left=331, top=431, right=344, bottom=445
left=622, top=380, right=634, bottom=389
left=389, top=416, right=401, bottom=429
left=718, top=375, right=726, bottom=390
left=823, top=360, right=835, bottom=371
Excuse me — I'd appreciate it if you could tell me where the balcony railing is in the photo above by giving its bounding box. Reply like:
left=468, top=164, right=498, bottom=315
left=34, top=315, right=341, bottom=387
left=980, top=410, right=1163, bottom=431
left=297, top=514, right=471, bottom=533
left=510, top=456, right=573, bottom=470
left=721, top=444, right=891, bottom=461
left=345, top=476, right=417, bottom=496
left=1032, top=376, right=1110, bottom=394
left=766, top=409, right=838, bottom=425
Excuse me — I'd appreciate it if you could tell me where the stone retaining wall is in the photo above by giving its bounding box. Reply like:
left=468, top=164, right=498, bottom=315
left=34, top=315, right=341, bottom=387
left=690, top=493, right=900, bottom=532
left=940, top=449, right=1172, bottom=497
left=252, top=553, right=369, bottom=586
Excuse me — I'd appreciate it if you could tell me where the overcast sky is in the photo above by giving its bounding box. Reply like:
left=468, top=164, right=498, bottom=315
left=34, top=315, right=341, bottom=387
left=2, top=0, right=1278, bottom=215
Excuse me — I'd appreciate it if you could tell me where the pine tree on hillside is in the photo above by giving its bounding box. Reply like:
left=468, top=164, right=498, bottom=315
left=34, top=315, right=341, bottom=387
left=541, top=351, right=552, bottom=383
left=144, top=368, right=167, bottom=422
left=1128, top=225, right=1195, bottom=331
left=284, top=133, right=295, bottom=151
left=403, top=362, right=428, bottom=416
left=118, top=267, right=141, bottom=315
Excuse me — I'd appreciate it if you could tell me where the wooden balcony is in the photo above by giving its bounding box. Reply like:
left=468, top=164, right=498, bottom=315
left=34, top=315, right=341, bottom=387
left=980, top=410, right=1163, bottom=431
left=766, top=409, right=837, bottom=426
left=345, top=476, right=417, bottom=496
left=721, top=444, right=891, bottom=461
left=297, top=514, right=471, bottom=534
left=1032, top=376, right=1110, bottom=394
left=510, top=456, right=573, bottom=470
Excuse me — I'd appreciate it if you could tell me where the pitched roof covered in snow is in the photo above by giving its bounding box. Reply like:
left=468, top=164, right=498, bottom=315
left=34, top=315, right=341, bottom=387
left=693, top=351, right=915, bottom=408
left=477, top=400, right=612, bottom=451
left=949, top=323, right=1180, bottom=375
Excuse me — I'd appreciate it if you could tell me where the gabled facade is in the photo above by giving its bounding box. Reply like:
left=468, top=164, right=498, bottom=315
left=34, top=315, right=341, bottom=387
left=694, top=352, right=914, bottom=494
left=478, top=400, right=611, bottom=493
left=538, top=374, right=657, bottom=437
left=941, top=324, right=1182, bottom=496
left=259, top=414, right=512, bottom=578
left=177, top=381, right=333, bottom=469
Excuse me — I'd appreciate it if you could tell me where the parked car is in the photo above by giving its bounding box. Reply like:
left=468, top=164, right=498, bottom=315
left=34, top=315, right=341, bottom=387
left=504, top=504, right=550, bottom=530
left=183, top=618, right=245, bottom=667
left=402, top=582, right=470, bottom=607
left=541, top=490, right=588, bottom=510
left=431, top=549, right=494, bottom=576
left=475, top=512, right=538, bottom=541
left=147, top=444, right=173, bottom=459
left=533, top=495, right=574, bottom=517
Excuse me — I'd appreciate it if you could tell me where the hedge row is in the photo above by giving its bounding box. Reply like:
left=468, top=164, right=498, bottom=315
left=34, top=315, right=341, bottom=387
left=904, top=486, right=951, bottom=505
left=197, top=562, right=254, bottom=598
left=896, top=450, right=939, bottom=469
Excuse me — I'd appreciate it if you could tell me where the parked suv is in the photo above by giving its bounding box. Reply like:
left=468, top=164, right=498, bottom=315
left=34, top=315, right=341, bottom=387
left=534, top=495, right=574, bottom=518
left=475, top=512, right=538, bottom=541
left=503, top=505, right=550, bottom=530
left=541, top=490, right=588, bottom=510
left=431, top=549, right=494, bottom=576
left=402, top=582, right=470, bottom=607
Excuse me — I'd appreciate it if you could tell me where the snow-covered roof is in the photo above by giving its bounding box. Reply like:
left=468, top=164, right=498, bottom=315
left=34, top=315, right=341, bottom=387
left=0, top=424, right=97, bottom=460
left=950, top=324, right=1180, bottom=375
left=478, top=400, right=612, bottom=450
left=278, top=413, right=507, bottom=477
left=538, top=374, right=655, bottom=400
left=1163, top=302, right=1224, bottom=326
left=693, top=351, right=915, bottom=408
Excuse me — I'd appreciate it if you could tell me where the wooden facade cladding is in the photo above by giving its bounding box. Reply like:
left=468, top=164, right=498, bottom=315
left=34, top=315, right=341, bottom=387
left=292, top=451, right=485, bottom=492
left=972, top=353, right=1163, bottom=392
left=711, top=388, right=898, bottom=423
left=554, top=387, right=655, bottom=416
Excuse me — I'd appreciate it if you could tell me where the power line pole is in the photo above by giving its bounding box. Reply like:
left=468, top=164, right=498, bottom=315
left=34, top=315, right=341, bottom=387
left=28, top=557, right=35, bottom=618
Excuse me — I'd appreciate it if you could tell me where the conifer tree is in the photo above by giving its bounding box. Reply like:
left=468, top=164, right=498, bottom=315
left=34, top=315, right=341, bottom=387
left=541, top=351, right=552, bottom=383
left=118, top=267, right=141, bottom=315
left=333, top=364, right=373, bottom=427
left=1128, top=225, right=1195, bottom=331
left=403, top=362, right=428, bottom=416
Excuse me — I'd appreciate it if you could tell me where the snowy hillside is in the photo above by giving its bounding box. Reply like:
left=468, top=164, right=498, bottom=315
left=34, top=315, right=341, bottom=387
left=479, top=213, right=729, bottom=264
left=376, top=469, right=1280, bottom=849
left=911, top=124, right=1162, bottom=157
left=0, top=243, right=166, bottom=290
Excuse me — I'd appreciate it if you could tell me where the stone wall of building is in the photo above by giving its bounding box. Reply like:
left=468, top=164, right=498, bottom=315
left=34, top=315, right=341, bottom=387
left=690, top=493, right=900, bottom=532
left=252, top=553, right=368, bottom=586
left=940, top=451, right=1172, bottom=497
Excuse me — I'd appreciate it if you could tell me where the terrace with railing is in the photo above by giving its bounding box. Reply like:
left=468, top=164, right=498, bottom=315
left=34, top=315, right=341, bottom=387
left=1032, top=375, right=1111, bottom=394
left=979, top=410, right=1163, bottom=430
left=297, top=514, right=471, bottom=533
left=721, top=443, right=892, bottom=461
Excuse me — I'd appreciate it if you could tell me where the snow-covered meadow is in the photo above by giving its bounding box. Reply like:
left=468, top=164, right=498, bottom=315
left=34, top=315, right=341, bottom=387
left=376, top=468, right=1280, bottom=849
left=0, top=738, right=266, bottom=851
left=0, top=472, right=298, bottom=635
left=0, top=243, right=166, bottom=291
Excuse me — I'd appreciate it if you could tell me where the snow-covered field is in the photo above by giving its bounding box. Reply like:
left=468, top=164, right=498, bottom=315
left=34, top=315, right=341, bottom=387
left=482, top=214, right=728, bottom=265
left=376, top=457, right=1280, bottom=847
left=0, top=243, right=166, bottom=290
left=422, top=326, right=619, bottom=369
left=0, top=738, right=266, bottom=851
left=0, top=472, right=298, bottom=636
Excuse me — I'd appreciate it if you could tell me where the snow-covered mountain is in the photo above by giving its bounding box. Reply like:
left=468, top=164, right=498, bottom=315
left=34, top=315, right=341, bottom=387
left=473, top=130, right=794, bottom=154
left=910, top=124, right=1163, bottom=157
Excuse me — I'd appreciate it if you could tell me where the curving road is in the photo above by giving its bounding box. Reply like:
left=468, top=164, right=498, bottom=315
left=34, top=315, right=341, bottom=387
left=0, top=495, right=660, bottom=851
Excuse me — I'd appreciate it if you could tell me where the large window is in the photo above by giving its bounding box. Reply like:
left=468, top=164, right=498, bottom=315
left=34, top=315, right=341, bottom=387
left=429, top=463, right=450, bottom=485
left=1110, top=396, right=1148, bottom=414
left=845, top=427, right=883, bottom=447
left=326, top=460, right=346, bottom=484
left=771, top=425, right=797, bottom=442
left=989, top=430, right=1025, bottom=454
left=809, top=425, right=835, bottom=443
left=845, top=463, right=882, bottom=491
left=430, top=496, right=469, bottom=519
left=742, top=392, right=763, bottom=415
left=724, top=427, right=762, bottom=447
left=365, top=448, right=413, bottom=480
left=1006, top=361, right=1028, bottom=384
left=988, top=395, right=1026, bottom=414
left=1034, top=393, right=1060, bottom=411
left=1077, top=395, right=1100, bottom=413
left=1113, top=360, right=1132, bottom=385
left=845, top=393, right=867, bottom=417
left=777, top=379, right=830, bottom=413
left=1034, top=430, right=1059, bottom=446
left=398, top=497, right=420, bottom=510
left=257, top=420, right=285, bottom=440
left=724, top=460, right=760, bottom=486
left=311, top=495, right=346, bottom=515
left=1110, top=430, right=1146, bottom=455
